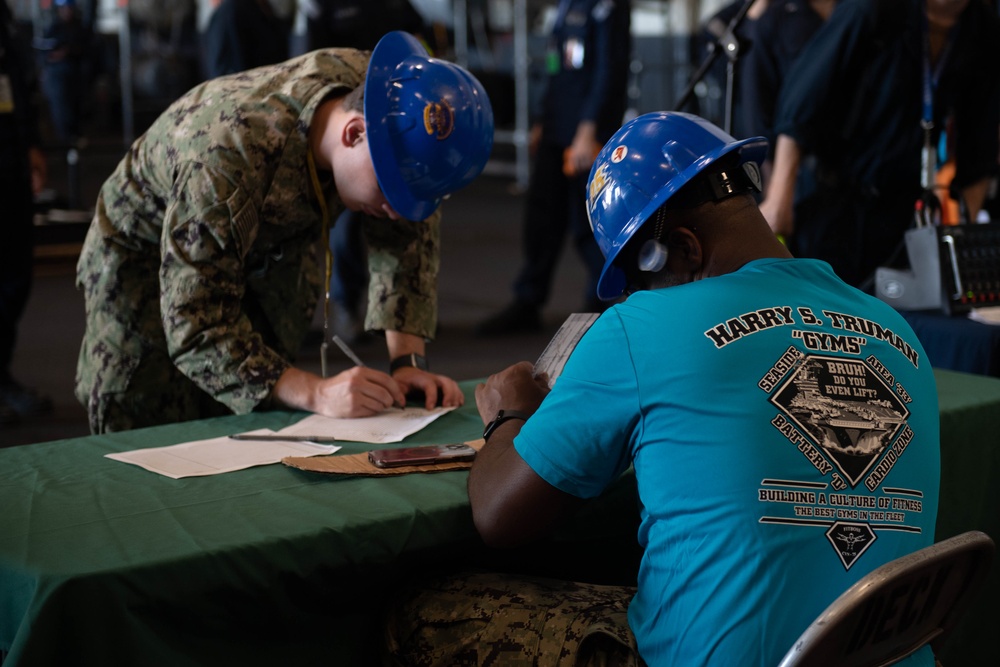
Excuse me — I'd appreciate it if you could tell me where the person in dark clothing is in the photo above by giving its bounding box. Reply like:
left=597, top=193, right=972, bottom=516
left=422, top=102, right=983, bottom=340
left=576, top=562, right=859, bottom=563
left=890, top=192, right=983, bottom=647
left=740, top=0, right=837, bottom=160
left=301, top=0, right=425, bottom=52
left=36, top=0, right=90, bottom=144
left=201, top=0, right=292, bottom=79
left=35, top=0, right=89, bottom=143
left=760, top=0, right=1000, bottom=289
left=476, top=0, right=631, bottom=335
left=0, top=0, right=54, bottom=426
left=689, top=0, right=770, bottom=139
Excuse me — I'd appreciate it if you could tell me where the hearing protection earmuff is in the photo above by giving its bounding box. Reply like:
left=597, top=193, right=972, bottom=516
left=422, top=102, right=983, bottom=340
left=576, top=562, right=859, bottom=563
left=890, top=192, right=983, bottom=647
left=638, top=239, right=668, bottom=272
left=638, top=212, right=668, bottom=272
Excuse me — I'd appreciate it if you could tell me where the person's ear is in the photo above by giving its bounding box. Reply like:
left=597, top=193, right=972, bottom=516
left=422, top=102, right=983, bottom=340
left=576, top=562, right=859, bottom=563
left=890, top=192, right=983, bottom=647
left=667, top=227, right=703, bottom=274
left=342, top=116, right=366, bottom=148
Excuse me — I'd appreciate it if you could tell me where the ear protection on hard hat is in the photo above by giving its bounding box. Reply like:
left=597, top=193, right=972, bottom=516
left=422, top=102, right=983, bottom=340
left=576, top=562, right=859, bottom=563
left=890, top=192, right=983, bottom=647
left=365, top=31, right=495, bottom=221
left=637, top=212, right=668, bottom=273
left=585, top=111, right=767, bottom=300
left=637, top=239, right=668, bottom=272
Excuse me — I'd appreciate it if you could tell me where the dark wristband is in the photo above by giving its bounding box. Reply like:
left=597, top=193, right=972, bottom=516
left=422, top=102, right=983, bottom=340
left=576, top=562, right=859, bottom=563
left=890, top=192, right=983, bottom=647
left=482, top=409, right=531, bottom=442
left=390, top=352, right=428, bottom=374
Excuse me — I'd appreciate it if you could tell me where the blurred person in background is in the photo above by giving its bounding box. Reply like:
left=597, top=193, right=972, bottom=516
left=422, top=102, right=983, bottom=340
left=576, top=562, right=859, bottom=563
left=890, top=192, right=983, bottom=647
left=760, top=0, right=1000, bottom=289
left=476, top=0, right=631, bottom=335
left=740, top=0, right=837, bottom=179
left=1, top=0, right=53, bottom=426
left=689, top=0, right=770, bottom=139
left=201, top=0, right=292, bottom=79
left=35, top=0, right=89, bottom=144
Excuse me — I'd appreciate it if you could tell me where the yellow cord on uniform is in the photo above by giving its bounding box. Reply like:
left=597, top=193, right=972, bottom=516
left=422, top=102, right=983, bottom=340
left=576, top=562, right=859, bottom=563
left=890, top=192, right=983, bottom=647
left=307, top=150, right=332, bottom=376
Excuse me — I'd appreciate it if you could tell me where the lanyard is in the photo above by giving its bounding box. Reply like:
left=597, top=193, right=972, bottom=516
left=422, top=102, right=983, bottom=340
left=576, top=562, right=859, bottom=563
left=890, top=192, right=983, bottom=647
left=307, top=150, right=333, bottom=377
left=920, top=5, right=956, bottom=190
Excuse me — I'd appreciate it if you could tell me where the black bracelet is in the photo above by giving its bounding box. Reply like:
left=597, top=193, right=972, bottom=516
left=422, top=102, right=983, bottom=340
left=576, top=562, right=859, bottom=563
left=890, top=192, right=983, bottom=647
left=482, top=409, right=531, bottom=442
left=389, top=352, right=428, bottom=374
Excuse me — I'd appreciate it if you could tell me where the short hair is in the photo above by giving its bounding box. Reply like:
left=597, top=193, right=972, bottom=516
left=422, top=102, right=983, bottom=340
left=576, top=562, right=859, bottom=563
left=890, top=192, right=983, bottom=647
left=342, top=85, right=364, bottom=114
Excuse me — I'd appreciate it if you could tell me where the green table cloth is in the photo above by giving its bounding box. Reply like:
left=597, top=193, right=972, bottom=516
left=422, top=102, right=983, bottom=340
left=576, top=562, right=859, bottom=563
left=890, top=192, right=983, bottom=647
left=1, top=372, right=997, bottom=665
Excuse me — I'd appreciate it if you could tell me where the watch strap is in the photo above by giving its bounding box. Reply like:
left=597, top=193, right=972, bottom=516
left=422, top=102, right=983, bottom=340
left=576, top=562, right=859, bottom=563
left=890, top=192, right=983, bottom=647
left=482, top=409, right=531, bottom=442
left=390, top=353, right=428, bottom=374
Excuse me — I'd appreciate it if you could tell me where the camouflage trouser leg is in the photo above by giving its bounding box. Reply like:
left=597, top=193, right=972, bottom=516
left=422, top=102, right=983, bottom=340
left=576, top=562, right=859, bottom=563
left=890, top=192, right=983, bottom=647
left=76, top=336, right=230, bottom=433
left=383, top=571, right=644, bottom=667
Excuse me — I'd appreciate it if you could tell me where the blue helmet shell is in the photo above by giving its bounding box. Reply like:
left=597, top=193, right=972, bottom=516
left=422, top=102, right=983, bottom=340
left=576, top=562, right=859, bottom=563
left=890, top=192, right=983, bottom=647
left=365, top=31, right=495, bottom=221
left=586, top=111, right=768, bottom=300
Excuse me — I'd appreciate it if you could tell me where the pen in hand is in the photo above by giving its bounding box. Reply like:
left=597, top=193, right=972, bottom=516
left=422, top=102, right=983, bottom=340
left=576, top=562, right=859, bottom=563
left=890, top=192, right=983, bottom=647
left=332, top=334, right=365, bottom=367
left=229, top=433, right=338, bottom=443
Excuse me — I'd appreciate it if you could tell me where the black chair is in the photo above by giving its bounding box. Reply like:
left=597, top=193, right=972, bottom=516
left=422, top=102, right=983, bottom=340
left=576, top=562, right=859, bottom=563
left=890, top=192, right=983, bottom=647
left=777, top=530, right=995, bottom=667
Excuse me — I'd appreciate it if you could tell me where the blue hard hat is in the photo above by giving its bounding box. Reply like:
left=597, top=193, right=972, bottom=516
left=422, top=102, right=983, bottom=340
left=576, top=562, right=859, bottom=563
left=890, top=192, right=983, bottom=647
left=365, top=31, right=494, bottom=221
left=587, top=111, right=768, bottom=300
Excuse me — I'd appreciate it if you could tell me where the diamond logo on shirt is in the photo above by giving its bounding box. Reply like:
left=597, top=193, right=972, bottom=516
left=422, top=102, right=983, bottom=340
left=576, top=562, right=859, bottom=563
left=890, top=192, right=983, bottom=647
left=769, top=356, right=909, bottom=488
left=826, top=521, right=877, bottom=570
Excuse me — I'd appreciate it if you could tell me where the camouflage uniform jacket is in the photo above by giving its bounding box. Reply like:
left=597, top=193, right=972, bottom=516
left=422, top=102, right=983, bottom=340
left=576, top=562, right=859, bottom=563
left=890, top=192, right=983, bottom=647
left=75, top=49, right=441, bottom=427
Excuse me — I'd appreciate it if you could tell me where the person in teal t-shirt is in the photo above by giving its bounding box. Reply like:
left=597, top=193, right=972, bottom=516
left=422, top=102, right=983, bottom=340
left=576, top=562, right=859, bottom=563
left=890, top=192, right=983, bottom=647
left=384, top=112, right=940, bottom=667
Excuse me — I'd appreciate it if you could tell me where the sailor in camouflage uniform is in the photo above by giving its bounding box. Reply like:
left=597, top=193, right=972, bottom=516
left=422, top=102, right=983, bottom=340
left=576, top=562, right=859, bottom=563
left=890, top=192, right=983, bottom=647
left=75, top=32, right=494, bottom=433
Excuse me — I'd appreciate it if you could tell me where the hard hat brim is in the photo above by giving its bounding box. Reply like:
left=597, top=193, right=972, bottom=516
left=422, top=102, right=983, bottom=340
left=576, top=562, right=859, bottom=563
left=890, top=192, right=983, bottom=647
left=595, top=135, right=768, bottom=300
left=365, top=31, right=439, bottom=221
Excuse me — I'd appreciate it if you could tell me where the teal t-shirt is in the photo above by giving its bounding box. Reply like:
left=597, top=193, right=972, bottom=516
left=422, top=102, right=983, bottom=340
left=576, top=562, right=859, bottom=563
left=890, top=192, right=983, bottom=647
left=515, top=258, right=939, bottom=666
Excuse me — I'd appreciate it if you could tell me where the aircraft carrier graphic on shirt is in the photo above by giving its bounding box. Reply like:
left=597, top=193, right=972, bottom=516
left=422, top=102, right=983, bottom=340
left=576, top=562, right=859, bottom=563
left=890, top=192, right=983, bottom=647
left=759, top=352, right=922, bottom=570
left=770, top=356, right=908, bottom=486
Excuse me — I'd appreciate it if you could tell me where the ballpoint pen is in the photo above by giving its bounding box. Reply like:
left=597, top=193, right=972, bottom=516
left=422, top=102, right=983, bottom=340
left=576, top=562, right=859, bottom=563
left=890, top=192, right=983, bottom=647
left=229, top=434, right=338, bottom=443
left=332, top=334, right=365, bottom=367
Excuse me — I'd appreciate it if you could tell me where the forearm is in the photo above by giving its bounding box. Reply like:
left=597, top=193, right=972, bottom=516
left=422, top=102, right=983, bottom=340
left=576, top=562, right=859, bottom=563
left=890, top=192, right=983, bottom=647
left=467, top=421, right=524, bottom=541
left=566, top=121, right=601, bottom=176
left=270, top=364, right=406, bottom=417
left=572, top=120, right=597, bottom=145
left=468, top=423, right=582, bottom=548
left=960, top=177, right=991, bottom=220
left=385, top=330, right=426, bottom=362
left=760, top=134, right=803, bottom=238
left=270, top=366, right=320, bottom=412
left=766, top=134, right=802, bottom=207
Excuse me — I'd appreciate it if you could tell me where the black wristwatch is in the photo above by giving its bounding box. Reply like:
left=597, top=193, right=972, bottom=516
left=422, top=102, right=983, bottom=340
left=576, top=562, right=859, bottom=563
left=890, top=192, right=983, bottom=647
left=389, top=352, right=428, bottom=374
left=482, top=409, right=531, bottom=442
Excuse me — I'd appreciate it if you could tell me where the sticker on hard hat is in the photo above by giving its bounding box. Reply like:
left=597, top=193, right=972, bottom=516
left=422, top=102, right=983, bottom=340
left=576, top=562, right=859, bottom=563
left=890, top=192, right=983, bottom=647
left=423, top=101, right=455, bottom=140
left=589, top=163, right=610, bottom=208
left=611, top=145, right=627, bottom=163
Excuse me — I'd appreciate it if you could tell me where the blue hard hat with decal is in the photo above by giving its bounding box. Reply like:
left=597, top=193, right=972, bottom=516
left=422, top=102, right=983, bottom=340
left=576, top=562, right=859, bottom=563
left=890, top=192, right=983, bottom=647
left=586, top=111, right=768, bottom=300
left=365, top=31, right=494, bottom=221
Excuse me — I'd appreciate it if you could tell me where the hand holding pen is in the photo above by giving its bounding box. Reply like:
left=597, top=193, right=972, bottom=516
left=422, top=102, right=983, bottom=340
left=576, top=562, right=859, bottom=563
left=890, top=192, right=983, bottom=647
left=330, top=335, right=406, bottom=410
left=269, top=334, right=406, bottom=418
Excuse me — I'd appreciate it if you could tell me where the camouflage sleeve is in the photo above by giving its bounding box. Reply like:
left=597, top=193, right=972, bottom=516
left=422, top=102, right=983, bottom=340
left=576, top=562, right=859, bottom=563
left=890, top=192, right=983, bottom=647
left=159, top=161, right=291, bottom=414
left=363, top=208, right=441, bottom=339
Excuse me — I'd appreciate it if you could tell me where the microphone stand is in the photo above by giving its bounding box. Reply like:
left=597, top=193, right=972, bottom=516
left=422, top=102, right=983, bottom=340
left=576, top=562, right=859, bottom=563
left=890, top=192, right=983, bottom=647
left=675, top=0, right=758, bottom=135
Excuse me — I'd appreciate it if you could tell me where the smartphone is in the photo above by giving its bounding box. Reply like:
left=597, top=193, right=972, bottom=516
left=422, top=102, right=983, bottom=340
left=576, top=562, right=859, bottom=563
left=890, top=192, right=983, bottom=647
left=368, top=443, right=477, bottom=468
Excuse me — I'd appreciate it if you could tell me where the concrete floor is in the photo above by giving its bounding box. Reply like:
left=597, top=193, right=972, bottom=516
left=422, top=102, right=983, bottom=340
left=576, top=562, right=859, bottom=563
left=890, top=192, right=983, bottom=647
left=2, top=141, right=595, bottom=447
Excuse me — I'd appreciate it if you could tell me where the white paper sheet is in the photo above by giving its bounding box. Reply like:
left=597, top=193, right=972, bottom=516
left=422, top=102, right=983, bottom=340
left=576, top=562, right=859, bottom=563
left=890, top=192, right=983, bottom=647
left=968, top=306, right=1000, bottom=325
left=105, top=429, right=340, bottom=479
left=275, top=406, right=455, bottom=444
left=533, top=312, right=600, bottom=388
